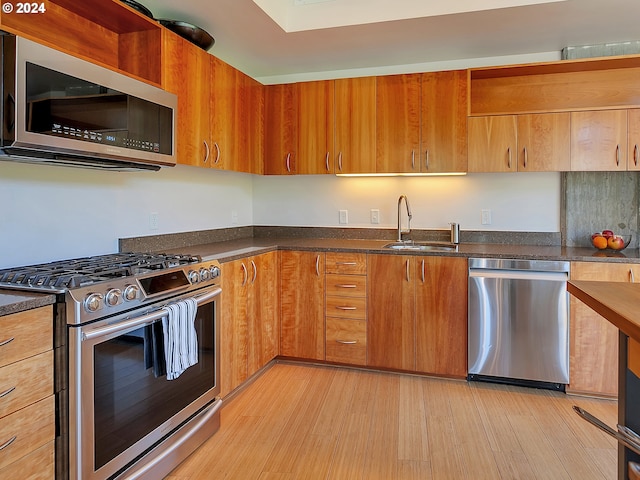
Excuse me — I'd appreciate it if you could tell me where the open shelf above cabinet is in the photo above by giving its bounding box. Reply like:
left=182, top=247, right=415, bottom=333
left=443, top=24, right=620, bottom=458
left=0, top=0, right=162, bottom=85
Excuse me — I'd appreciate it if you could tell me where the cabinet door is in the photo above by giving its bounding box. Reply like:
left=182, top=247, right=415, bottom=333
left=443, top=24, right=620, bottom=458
left=568, top=262, right=639, bottom=396
left=297, top=80, right=335, bottom=174
left=335, top=77, right=376, bottom=174
left=628, top=109, right=640, bottom=171
left=571, top=110, right=627, bottom=171
left=210, top=56, right=238, bottom=170
left=421, top=70, right=468, bottom=173
left=280, top=251, right=325, bottom=360
left=415, top=256, right=467, bottom=377
left=367, top=254, right=415, bottom=370
left=376, top=74, right=421, bottom=173
left=467, top=115, right=517, bottom=172
left=264, top=84, right=298, bottom=174
left=235, top=74, right=264, bottom=174
left=220, top=259, right=249, bottom=397
left=517, top=113, right=570, bottom=171
left=163, top=32, right=210, bottom=167
left=247, top=252, right=279, bottom=375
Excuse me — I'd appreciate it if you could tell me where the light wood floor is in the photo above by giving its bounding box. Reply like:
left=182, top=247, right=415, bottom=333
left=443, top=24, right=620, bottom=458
left=166, top=362, right=618, bottom=479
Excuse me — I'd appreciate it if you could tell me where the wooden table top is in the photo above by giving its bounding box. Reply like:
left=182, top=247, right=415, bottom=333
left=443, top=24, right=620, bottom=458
left=568, top=280, right=640, bottom=342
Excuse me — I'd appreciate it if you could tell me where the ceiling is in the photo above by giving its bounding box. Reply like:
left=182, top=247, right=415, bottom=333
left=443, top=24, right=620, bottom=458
left=144, top=0, right=640, bottom=83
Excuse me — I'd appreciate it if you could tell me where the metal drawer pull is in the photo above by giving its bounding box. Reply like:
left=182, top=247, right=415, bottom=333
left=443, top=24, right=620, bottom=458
left=316, top=255, right=321, bottom=277
left=336, top=262, right=357, bottom=266
left=573, top=406, right=640, bottom=455
left=286, top=152, right=291, bottom=172
left=336, top=340, right=357, bottom=344
left=523, top=146, right=528, bottom=169
left=0, top=436, right=16, bottom=451
left=203, top=140, right=210, bottom=163
left=0, top=337, right=14, bottom=348
left=325, top=152, right=330, bottom=172
left=507, top=147, right=512, bottom=169
left=335, top=284, right=357, bottom=288
left=0, top=386, right=15, bottom=398
left=616, top=145, right=621, bottom=166
left=635, top=144, right=639, bottom=166
left=338, top=152, right=343, bottom=172
left=411, top=149, right=415, bottom=170
left=241, top=263, right=248, bottom=287
left=213, top=142, right=221, bottom=164
left=251, top=260, right=257, bottom=284
left=630, top=268, right=635, bottom=283
left=425, top=150, right=430, bottom=170
left=335, top=306, right=357, bottom=310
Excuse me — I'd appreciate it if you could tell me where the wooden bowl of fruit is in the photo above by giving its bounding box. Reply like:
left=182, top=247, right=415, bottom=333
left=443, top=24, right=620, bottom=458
left=591, top=230, right=632, bottom=251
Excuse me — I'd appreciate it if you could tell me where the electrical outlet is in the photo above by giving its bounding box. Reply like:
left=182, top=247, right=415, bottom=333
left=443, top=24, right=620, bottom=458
left=231, top=210, right=239, bottom=225
left=339, top=210, right=348, bottom=224
left=481, top=209, right=492, bottom=225
left=370, top=209, right=380, bottom=224
left=149, top=212, right=159, bottom=230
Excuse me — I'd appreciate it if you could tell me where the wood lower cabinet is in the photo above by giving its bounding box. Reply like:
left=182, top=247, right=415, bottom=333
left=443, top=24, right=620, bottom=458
left=571, top=110, right=628, bottom=171
left=0, top=306, right=55, bottom=479
left=325, top=253, right=367, bottom=365
left=568, top=261, right=640, bottom=396
left=367, top=255, right=416, bottom=370
left=221, top=252, right=279, bottom=396
left=280, top=251, right=325, bottom=360
left=415, top=256, right=468, bottom=377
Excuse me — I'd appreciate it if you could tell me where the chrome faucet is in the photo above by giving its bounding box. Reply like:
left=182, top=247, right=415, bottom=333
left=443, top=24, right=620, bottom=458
left=397, top=195, right=412, bottom=242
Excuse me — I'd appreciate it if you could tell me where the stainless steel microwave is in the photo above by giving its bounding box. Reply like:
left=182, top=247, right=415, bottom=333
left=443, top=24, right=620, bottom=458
left=1, top=33, right=176, bottom=171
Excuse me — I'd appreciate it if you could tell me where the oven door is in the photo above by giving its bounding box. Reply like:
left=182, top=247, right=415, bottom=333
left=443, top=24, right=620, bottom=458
left=68, top=286, right=221, bottom=480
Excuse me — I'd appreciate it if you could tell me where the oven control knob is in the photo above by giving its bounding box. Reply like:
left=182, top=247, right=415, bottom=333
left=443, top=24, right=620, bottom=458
left=188, top=270, right=200, bottom=284
left=123, top=285, right=139, bottom=301
left=105, top=288, right=122, bottom=307
left=84, top=293, right=103, bottom=312
left=209, top=265, right=220, bottom=279
left=199, top=268, right=210, bottom=281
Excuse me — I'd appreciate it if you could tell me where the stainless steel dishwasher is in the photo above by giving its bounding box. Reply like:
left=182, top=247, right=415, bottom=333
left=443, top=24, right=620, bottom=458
left=468, top=258, right=570, bottom=391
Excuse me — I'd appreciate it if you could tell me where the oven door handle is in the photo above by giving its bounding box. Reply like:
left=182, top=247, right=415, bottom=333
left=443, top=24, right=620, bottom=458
left=82, top=287, right=222, bottom=341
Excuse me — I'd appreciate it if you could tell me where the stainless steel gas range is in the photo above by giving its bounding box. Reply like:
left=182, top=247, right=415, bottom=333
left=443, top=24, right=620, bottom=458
left=0, top=252, right=223, bottom=480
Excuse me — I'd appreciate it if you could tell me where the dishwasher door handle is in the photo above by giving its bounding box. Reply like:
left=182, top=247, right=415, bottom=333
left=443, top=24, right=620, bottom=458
left=469, top=269, right=568, bottom=282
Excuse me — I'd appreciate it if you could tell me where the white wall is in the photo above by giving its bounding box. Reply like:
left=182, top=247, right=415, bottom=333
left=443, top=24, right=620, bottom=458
left=252, top=172, right=560, bottom=231
left=0, top=162, right=254, bottom=269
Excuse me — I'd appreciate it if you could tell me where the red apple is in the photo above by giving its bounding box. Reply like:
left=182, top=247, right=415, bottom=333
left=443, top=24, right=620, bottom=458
left=608, top=235, right=625, bottom=250
left=602, top=229, right=614, bottom=238
left=591, top=232, right=601, bottom=240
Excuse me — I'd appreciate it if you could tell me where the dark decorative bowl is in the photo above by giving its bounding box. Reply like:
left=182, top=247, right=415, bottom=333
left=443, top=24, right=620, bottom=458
left=158, top=19, right=215, bottom=51
left=120, top=0, right=154, bottom=19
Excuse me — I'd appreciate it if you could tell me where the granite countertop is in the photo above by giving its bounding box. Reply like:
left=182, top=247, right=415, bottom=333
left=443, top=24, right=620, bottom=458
left=164, top=236, right=640, bottom=264
left=0, top=290, right=56, bottom=317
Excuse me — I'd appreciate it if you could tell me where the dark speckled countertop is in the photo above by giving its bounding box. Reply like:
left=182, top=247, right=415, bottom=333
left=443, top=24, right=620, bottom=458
left=0, top=290, right=56, bottom=317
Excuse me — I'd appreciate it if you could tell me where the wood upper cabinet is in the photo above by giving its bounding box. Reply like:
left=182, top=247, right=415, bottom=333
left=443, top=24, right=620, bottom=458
left=415, top=256, right=467, bottom=377
left=235, top=73, right=264, bottom=174
left=221, top=252, right=279, bottom=396
left=367, top=254, right=416, bottom=370
left=421, top=70, right=468, bottom=173
left=468, top=115, right=517, bottom=172
left=297, top=80, right=335, bottom=174
left=628, top=109, right=640, bottom=171
left=568, top=261, right=640, bottom=397
left=280, top=251, right=325, bottom=360
left=376, top=74, right=421, bottom=173
left=517, top=113, right=571, bottom=171
left=162, top=31, right=211, bottom=167
left=571, top=110, right=628, bottom=171
left=335, top=77, right=377, bottom=174
left=264, top=84, right=298, bottom=174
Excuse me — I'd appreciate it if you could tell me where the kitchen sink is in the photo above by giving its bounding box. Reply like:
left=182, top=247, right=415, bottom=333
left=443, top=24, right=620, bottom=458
left=382, top=241, right=458, bottom=252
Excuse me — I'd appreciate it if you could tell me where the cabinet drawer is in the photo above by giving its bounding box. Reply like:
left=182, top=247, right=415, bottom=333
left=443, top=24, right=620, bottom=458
left=326, top=274, right=366, bottom=297
left=326, top=318, right=366, bottom=365
left=0, top=440, right=54, bottom=480
left=0, top=396, right=55, bottom=470
left=0, top=351, right=53, bottom=419
left=326, top=296, right=366, bottom=320
left=326, top=253, right=367, bottom=275
left=0, top=306, right=52, bottom=368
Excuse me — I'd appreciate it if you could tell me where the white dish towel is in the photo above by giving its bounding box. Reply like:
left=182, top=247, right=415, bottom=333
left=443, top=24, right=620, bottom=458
left=161, top=297, right=199, bottom=380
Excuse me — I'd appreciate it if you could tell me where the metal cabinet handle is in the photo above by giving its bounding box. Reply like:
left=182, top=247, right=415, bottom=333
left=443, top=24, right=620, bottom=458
left=630, top=268, right=635, bottom=283
left=325, top=152, right=330, bottom=172
left=251, top=260, right=257, bottom=284
left=336, top=262, right=357, bottom=266
left=635, top=145, right=639, bottom=167
left=411, top=149, right=416, bottom=170
left=335, top=306, right=357, bottom=311
left=507, top=147, right=512, bottom=169
left=523, top=146, right=528, bottom=169
left=315, top=255, right=321, bottom=277
left=338, top=152, right=343, bottom=172
left=241, top=263, right=248, bottom=287
left=0, top=386, right=15, bottom=399
left=286, top=152, right=291, bottom=173
left=335, top=284, right=357, bottom=288
left=616, top=145, right=621, bottom=167
left=0, top=337, right=14, bottom=348
left=336, top=340, right=357, bottom=345
left=425, top=150, right=430, bottom=170
left=203, top=140, right=210, bottom=164
left=0, top=436, right=16, bottom=451
left=405, top=260, right=410, bottom=282
left=421, top=259, right=425, bottom=283
left=213, top=142, right=221, bottom=165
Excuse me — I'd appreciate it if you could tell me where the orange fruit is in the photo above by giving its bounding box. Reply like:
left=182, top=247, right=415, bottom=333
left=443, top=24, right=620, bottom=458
left=592, top=236, right=608, bottom=249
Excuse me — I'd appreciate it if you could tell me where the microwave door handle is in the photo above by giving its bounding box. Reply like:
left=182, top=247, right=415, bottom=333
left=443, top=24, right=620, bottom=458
left=82, top=287, right=222, bottom=341
left=6, top=93, right=14, bottom=133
